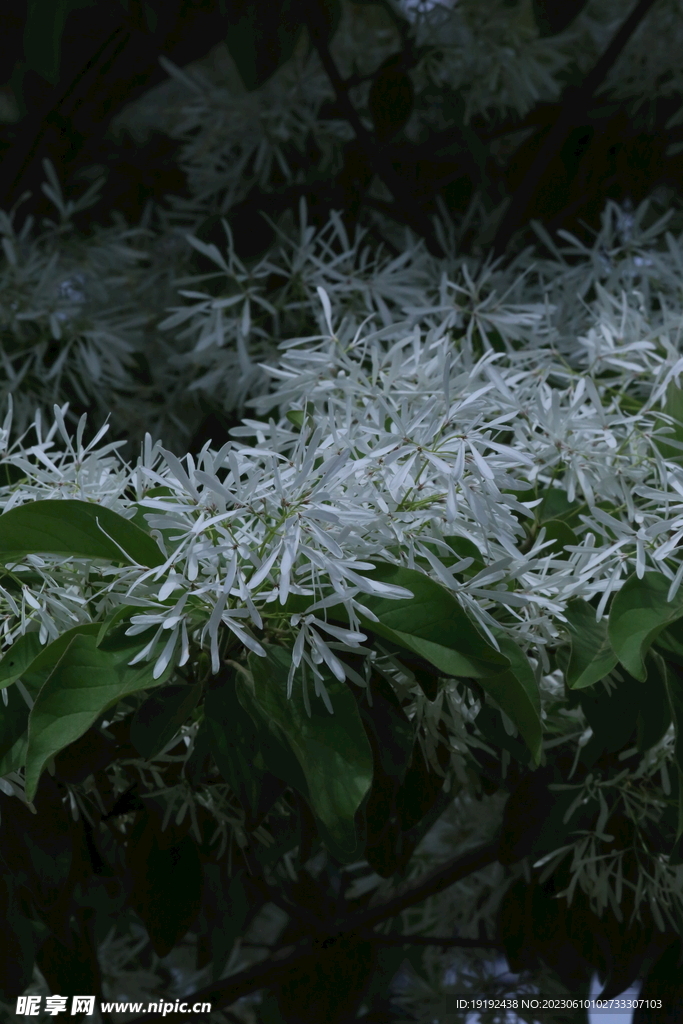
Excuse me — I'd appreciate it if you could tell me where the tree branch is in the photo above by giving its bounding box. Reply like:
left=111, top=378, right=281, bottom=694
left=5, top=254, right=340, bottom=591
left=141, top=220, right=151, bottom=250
left=491, top=0, right=660, bottom=257
left=126, top=837, right=501, bottom=1022
left=342, top=837, right=501, bottom=933
left=302, top=1, right=444, bottom=257
left=126, top=940, right=317, bottom=1023
left=366, top=933, right=504, bottom=950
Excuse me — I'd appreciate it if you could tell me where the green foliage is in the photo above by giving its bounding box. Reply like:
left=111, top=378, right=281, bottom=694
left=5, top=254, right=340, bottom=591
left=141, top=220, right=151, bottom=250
left=368, top=56, right=414, bottom=142
left=248, top=645, right=373, bottom=861
left=608, top=572, right=683, bottom=682
left=23, top=0, right=96, bottom=85
left=532, top=0, right=591, bottom=37
left=0, top=500, right=164, bottom=567
left=24, top=623, right=173, bottom=801
left=563, top=599, right=618, bottom=690
left=130, top=679, right=202, bottom=759
left=126, top=804, right=203, bottom=958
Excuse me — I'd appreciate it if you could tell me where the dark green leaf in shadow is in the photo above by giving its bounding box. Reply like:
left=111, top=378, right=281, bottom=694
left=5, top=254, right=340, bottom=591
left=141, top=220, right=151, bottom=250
left=0, top=500, right=164, bottom=567
left=130, top=680, right=202, bottom=759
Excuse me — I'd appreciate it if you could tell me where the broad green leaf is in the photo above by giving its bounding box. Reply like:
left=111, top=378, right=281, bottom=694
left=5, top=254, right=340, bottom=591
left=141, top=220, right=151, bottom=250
left=204, top=672, right=289, bottom=827
left=442, top=535, right=485, bottom=572
left=0, top=632, right=42, bottom=689
left=636, top=651, right=672, bottom=752
left=225, top=0, right=304, bottom=91
left=564, top=598, right=618, bottom=689
left=532, top=0, right=590, bottom=37
left=655, top=625, right=683, bottom=670
left=234, top=671, right=308, bottom=796
left=578, top=665, right=648, bottom=764
left=248, top=645, right=373, bottom=859
left=24, top=0, right=100, bottom=85
left=126, top=809, right=203, bottom=958
left=0, top=684, right=30, bottom=772
left=660, top=651, right=683, bottom=841
left=24, top=632, right=173, bottom=801
left=20, top=623, right=101, bottom=698
left=357, top=563, right=509, bottom=679
left=479, top=631, right=543, bottom=764
left=359, top=565, right=541, bottom=757
left=535, top=486, right=584, bottom=528
left=0, top=732, right=28, bottom=777
left=358, top=687, right=414, bottom=784
left=24, top=0, right=71, bottom=84
left=0, top=500, right=164, bottom=567
left=608, top=572, right=683, bottom=682
left=130, top=680, right=202, bottom=759
left=96, top=605, right=148, bottom=646
left=540, top=518, right=577, bottom=559
left=654, top=380, right=683, bottom=464
left=286, top=410, right=305, bottom=428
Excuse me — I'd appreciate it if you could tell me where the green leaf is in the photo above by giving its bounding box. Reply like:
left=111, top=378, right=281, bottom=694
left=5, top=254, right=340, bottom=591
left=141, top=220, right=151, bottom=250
left=368, top=57, right=414, bottom=142
left=248, top=646, right=373, bottom=860
left=286, top=410, right=305, bottom=428
left=204, top=672, right=288, bottom=827
left=96, top=604, right=150, bottom=646
left=661, top=653, right=683, bottom=841
left=24, top=0, right=71, bottom=84
left=126, top=809, right=203, bottom=957
left=356, top=563, right=510, bottom=679
left=535, top=486, right=584, bottom=528
left=224, top=0, right=305, bottom=91
left=354, top=564, right=540, bottom=760
left=24, top=0, right=99, bottom=85
left=0, top=685, right=30, bottom=772
left=18, top=623, right=101, bottom=698
left=0, top=633, right=43, bottom=689
left=564, top=598, right=618, bottom=689
left=539, top=518, right=577, bottom=559
left=637, top=651, right=672, bottom=752
left=0, top=500, right=164, bottom=567
left=479, top=631, right=543, bottom=764
left=202, top=865, right=250, bottom=982
left=532, top=0, right=590, bottom=37
left=578, top=665, right=648, bottom=764
left=24, top=631, right=172, bottom=801
left=130, top=680, right=202, bottom=760
left=607, top=572, right=683, bottom=682
left=654, top=380, right=683, bottom=464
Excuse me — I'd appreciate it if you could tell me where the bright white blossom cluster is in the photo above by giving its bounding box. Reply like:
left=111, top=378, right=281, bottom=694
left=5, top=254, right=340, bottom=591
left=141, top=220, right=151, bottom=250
left=3, top=206, right=683, bottom=699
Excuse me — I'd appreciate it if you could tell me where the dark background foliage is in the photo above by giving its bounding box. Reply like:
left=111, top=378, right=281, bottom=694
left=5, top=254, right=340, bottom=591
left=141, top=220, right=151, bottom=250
left=2, top=2, right=683, bottom=1022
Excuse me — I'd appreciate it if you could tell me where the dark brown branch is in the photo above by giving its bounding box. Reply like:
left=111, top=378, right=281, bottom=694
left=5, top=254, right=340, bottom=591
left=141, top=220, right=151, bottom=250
left=302, top=2, right=444, bottom=257
left=126, top=940, right=317, bottom=1023
left=366, top=933, right=504, bottom=950
left=126, top=837, right=501, bottom=1022
left=491, top=0, right=661, bottom=257
left=342, top=837, right=501, bottom=932
left=1, top=25, right=130, bottom=211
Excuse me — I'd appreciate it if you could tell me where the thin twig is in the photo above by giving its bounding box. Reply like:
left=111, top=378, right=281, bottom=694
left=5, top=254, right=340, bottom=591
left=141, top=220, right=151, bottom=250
left=491, top=0, right=660, bottom=257
left=366, top=933, right=505, bottom=950
left=1, top=26, right=130, bottom=208
left=126, top=837, right=501, bottom=1022
left=342, top=837, right=501, bottom=933
left=303, top=1, right=444, bottom=257
left=126, top=940, right=317, bottom=1023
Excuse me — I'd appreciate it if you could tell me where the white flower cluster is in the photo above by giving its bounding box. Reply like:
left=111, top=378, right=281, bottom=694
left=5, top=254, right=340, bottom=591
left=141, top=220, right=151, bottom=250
left=4, top=220, right=683, bottom=701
